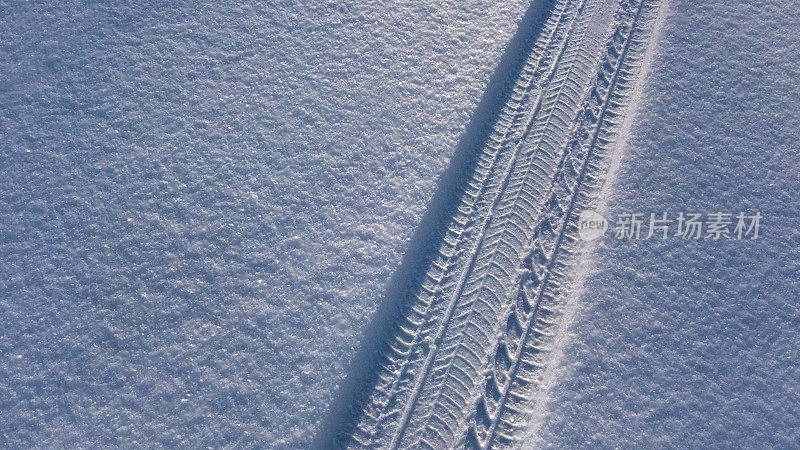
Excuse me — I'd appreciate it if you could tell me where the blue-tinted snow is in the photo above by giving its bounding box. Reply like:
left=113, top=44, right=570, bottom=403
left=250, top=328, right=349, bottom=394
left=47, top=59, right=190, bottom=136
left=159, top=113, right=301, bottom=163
left=0, top=0, right=530, bottom=446
left=532, top=0, right=800, bottom=447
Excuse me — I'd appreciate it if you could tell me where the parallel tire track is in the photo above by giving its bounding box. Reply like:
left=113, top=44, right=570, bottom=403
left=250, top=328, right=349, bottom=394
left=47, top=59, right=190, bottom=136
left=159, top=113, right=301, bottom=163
left=345, top=0, right=664, bottom=448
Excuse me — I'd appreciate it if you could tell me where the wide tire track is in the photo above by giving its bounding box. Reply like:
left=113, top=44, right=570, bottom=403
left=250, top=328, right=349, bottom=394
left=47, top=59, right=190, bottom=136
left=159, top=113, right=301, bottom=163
left=344, top=0, right=665, bottom=448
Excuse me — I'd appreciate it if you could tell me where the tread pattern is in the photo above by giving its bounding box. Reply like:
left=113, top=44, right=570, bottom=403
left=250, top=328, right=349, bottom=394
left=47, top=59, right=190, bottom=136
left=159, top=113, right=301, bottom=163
left=345, top=0, right=664, bottom=448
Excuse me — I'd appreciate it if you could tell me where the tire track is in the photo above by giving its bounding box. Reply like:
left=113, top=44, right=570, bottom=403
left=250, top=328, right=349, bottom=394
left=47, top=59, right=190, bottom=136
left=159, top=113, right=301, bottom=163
left=349, top=2, right=578, bottom=446
left=342, top=0, right=664, bottom=448
left=472, top=2, right=662, bottom=448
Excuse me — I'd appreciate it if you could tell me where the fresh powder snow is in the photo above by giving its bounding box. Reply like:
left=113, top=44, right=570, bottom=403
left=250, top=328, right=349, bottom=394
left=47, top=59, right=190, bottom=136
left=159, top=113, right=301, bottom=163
left=0, top=0, right=530, bottom=447
left=530, top=0, right=800, bottom=447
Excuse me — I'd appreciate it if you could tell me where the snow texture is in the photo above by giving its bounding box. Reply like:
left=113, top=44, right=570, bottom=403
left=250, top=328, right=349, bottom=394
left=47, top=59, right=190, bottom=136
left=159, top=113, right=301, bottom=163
left=3, top=0, right=799, bottom=447
left=0, top=0, right=530, bottom=447
left=530, top=0, right=800, bottom=447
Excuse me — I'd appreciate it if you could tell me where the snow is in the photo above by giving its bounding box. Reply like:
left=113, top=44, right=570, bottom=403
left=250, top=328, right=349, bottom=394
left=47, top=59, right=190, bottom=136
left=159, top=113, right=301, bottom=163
left=0, top=0, right=530, bottom=447
left=530, top=0, right=800, bottom=446
left=3, top=0, right=799, bottom=447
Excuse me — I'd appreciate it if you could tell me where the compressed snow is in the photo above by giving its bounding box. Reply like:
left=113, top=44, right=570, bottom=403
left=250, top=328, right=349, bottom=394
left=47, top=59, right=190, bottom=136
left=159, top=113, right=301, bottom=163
left=531, top=0, right=800, bottom=447
left=0, top=0, right=530, bottom=446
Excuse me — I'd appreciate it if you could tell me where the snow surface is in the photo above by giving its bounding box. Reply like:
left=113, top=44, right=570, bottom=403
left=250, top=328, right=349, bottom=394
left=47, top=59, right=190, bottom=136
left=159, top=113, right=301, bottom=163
left=530, top=0, right=800, bottom=447
left=0, top=0, right=531, bottom=447
left=4, top=0, right=799, bottom=447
